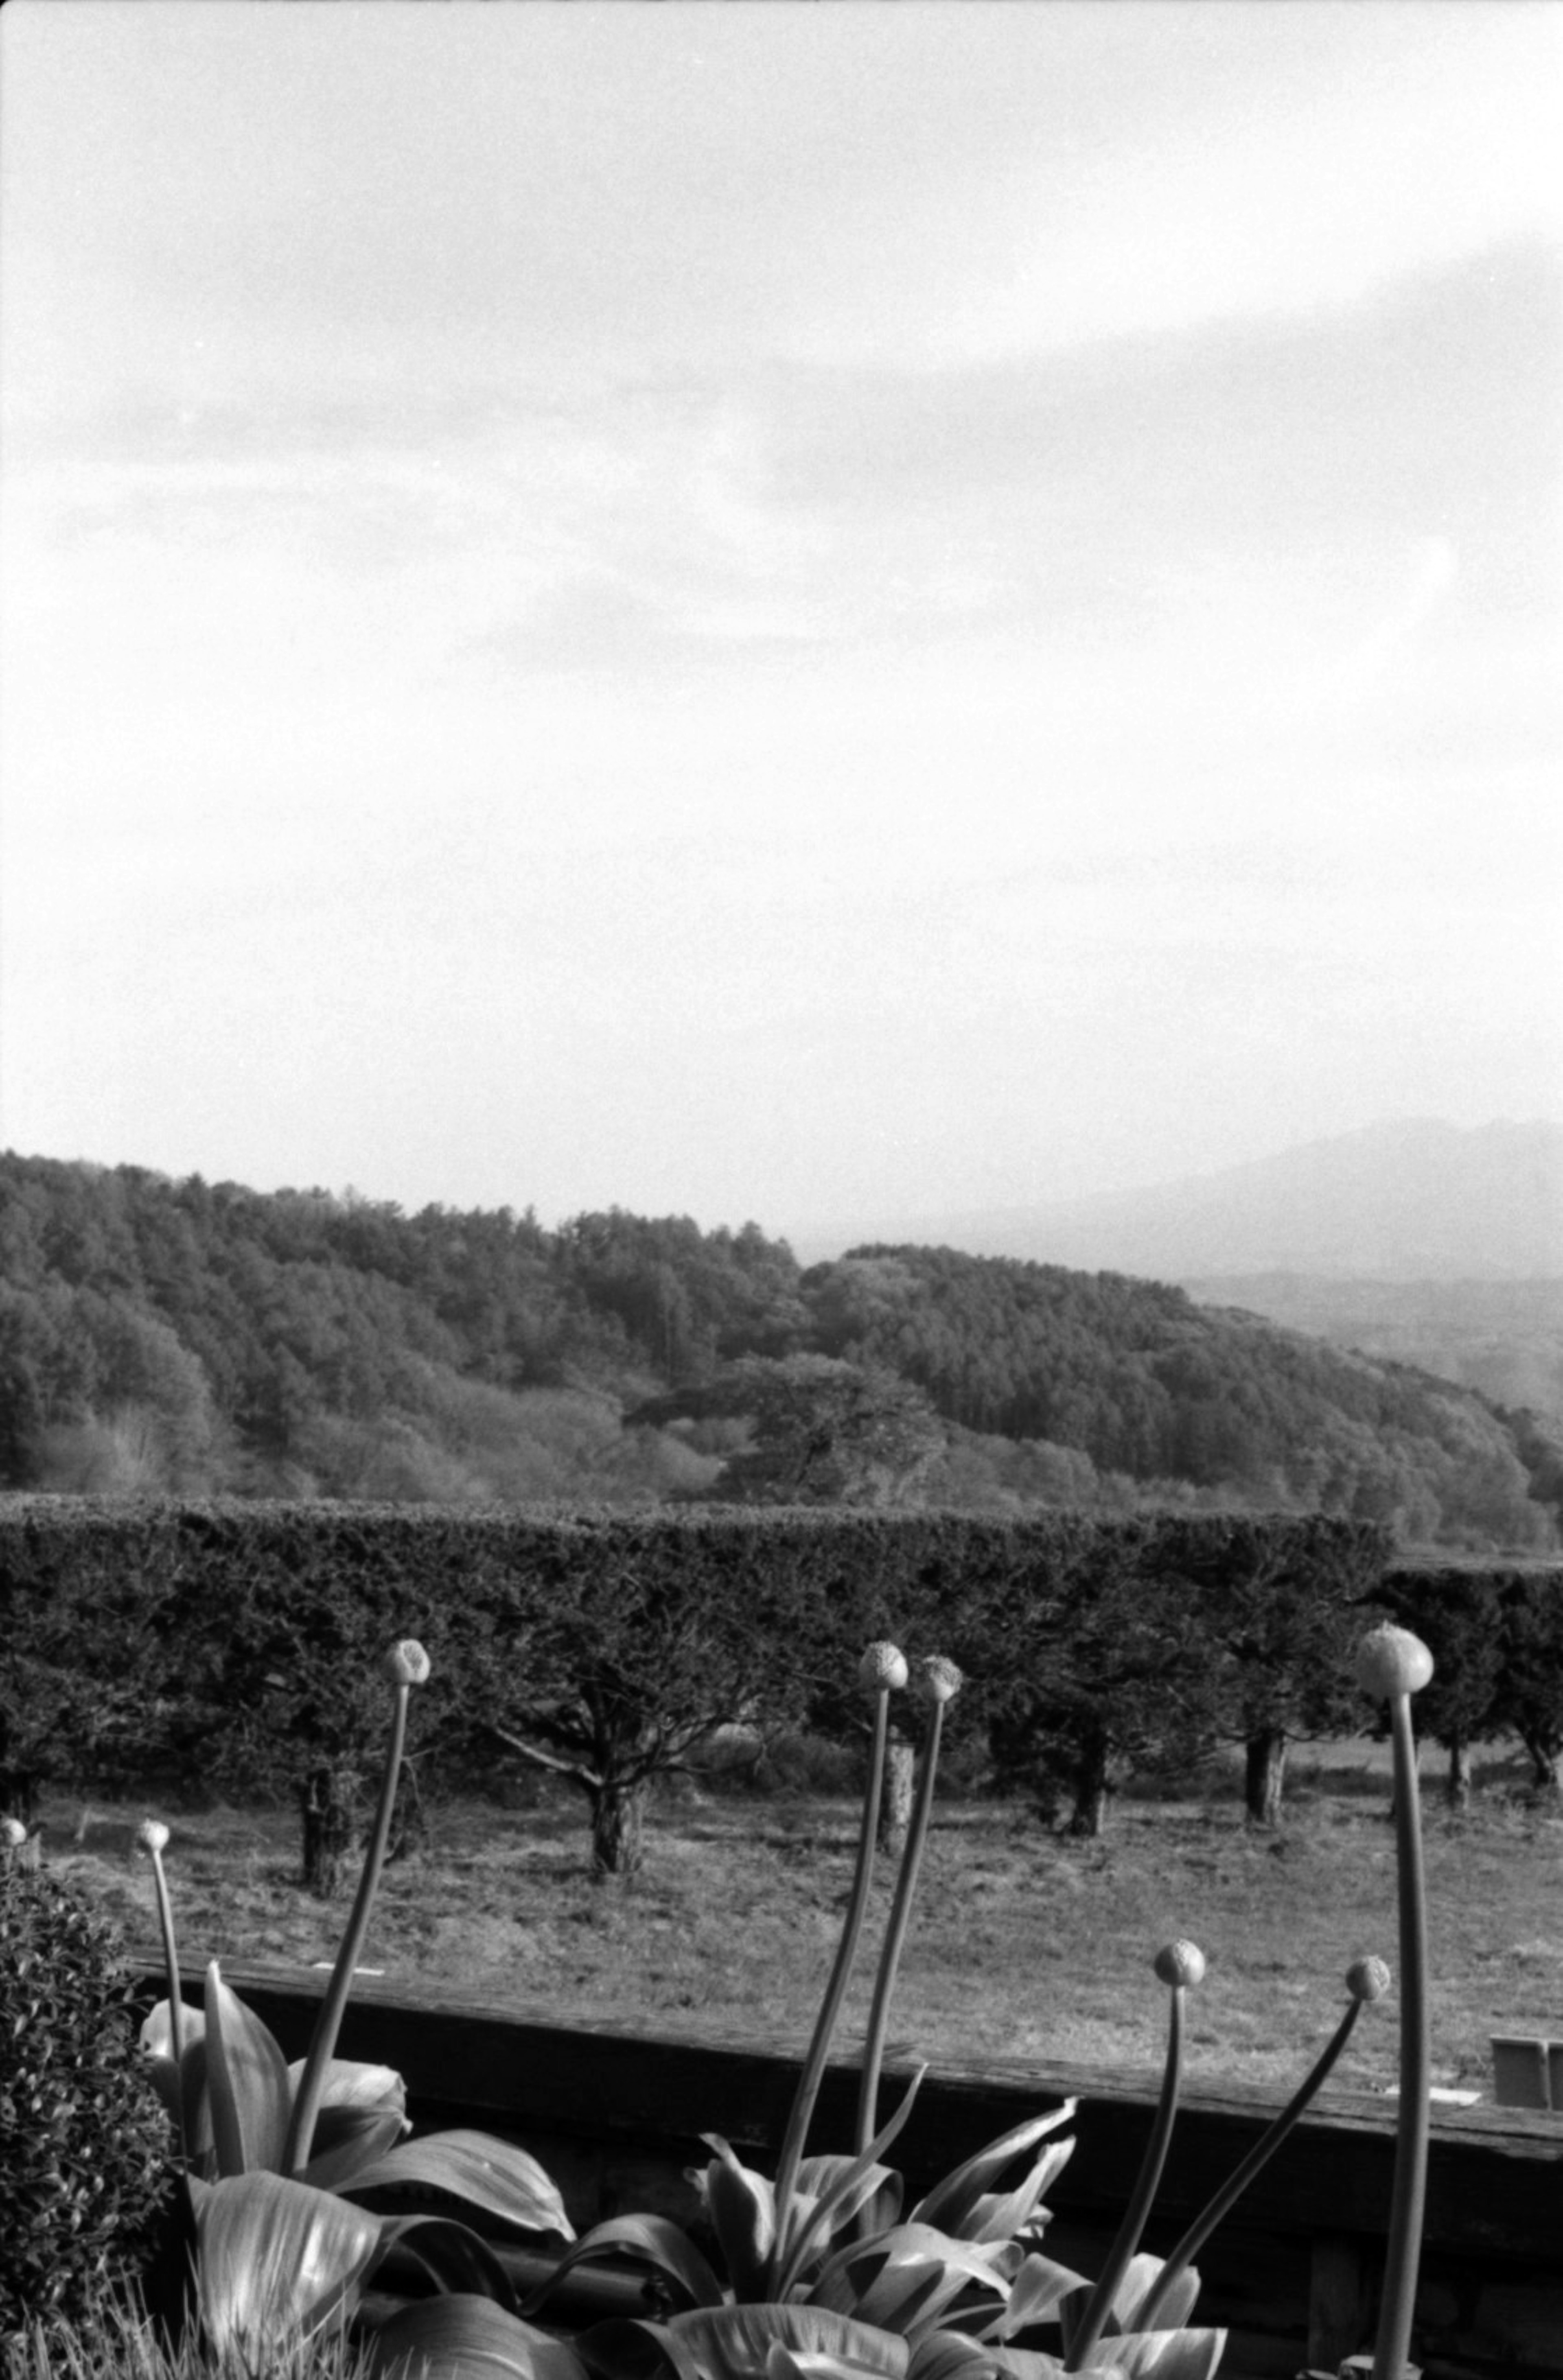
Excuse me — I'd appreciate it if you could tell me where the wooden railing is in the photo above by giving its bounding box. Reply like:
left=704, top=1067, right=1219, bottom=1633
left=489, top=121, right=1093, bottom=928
left=141, top=1967, right=1563, bottom=2380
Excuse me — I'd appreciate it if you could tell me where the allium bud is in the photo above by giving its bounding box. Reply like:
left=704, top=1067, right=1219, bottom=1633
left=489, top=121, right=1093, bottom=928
left=1154, top=1938, right=1207, bottom=1989
left=1, top=1816, right=26, bottom=1849
left=1354, top=1624, right=1434, bottom=1701
left=383, top=1639, right=431, bottom=1687
left=136, top=1818, right=171, bottom=1855
left=858, top=1641, right=910, bottom=1694
left=919, top=1655, right=963, bottom=1706
left=1347, top=1955, right=1392, bottom=2004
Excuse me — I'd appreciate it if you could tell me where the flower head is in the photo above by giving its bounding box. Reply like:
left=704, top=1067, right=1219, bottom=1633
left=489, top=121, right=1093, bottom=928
left=1154, top=1938, right=1207, bottom=1989
left=1348, top=1955, right=1392, bottom=2004
left=137, top=1818, right=171, bottom=1855
left=858, top=1641, right=909, bottom=1694
left=1, top=1816, right=26, bottom=1849
left=1355, top=1624, right=1434, bottom=1701
left=382, top=1640, right=431, bottom=1687
left=919, top=1655, right=963, bottom=1706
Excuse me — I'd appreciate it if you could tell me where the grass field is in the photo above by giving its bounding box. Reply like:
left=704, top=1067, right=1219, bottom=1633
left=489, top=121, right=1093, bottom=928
left=42, top=1743, right=1563, bottom=2102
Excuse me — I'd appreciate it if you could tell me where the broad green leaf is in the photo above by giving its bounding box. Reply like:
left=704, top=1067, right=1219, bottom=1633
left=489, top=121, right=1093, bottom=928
left=370, top=2291, right=592, bottom=2380
left=196, top=2169, right=383, bottom=2363
left=302, top=2103, right=412, bottom=2193
left=142, top=1997, right=205, bottom=2063
left=339, top=2129, right=575, bottom=2240
left=288, top=2054, right=408, bottom=2119
left=202, top=1961, right=293, bottom=2178
left=1115, top=2267, right=1200, bottom=2337
left=909, top=2332, right=1021, bottom=2380
left=701, top=2138, right=777, bottom=2303
left=796, top=2159, right=903, bottom=2238
left=1084, top=2334, right=1226, bottom=2380
left=657, top=2305, right=909, bottom=2380
left=766, top=2349, right=910, bottom=2380
left=519, top=2215, right=727, bottom=2318
left=974, top=2255, right=1092, bottom=2344
left=960, top=2142, right=1076, bottom=2246
left=911, top=2111, right=1077, bottom=2238
left=774, top=2069, right=928, bottom=2297
left=578, top=2308, right=908, bottom=2380
left=378, top=2214, right=520, bottom=2312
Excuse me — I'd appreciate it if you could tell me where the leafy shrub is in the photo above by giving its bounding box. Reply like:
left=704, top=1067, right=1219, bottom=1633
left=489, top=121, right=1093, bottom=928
left=0, top=1854, right=174, bottom=2339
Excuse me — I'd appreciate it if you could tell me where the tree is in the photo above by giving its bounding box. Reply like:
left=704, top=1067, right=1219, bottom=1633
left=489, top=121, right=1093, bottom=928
left=479, top=1521, right=841, bottom=1875
left=633, top=1356, right=945, bottom=1506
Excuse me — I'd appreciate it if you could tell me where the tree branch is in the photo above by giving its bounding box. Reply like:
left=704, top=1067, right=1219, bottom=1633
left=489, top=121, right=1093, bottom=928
left=488, top=1722, right=602, bottom=1792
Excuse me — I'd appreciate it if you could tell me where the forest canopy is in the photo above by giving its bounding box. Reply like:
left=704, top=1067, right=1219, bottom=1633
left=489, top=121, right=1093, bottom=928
left=0, top=1151, right=1556, bottom=1552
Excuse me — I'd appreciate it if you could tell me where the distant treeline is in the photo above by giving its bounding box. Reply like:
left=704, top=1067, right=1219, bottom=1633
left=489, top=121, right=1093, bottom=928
left=3, top=1500, right=1559, bottom=1865
left=1, top=1152, right=1559, bottom=1550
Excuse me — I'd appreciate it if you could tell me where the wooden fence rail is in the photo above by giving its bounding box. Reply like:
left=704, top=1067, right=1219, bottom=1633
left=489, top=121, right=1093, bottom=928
left=139, top=1967, right=1563, bottom=2380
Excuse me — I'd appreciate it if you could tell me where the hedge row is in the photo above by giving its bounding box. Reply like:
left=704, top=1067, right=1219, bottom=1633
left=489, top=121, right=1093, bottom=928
left=0, top=1501, right=1556, bottom=1836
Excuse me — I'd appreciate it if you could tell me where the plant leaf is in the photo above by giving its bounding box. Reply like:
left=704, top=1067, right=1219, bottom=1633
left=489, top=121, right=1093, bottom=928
left=701, top=2138, right=777, bottom=2303
left=338, top=2129, right=575, bottom=2239
left=370, top=2291, right=593, bottom=2380
left=959, top=2142, right=1077, bottom=2246
left=774, top=2069, right=928, bottom=2296
left=202, top=1961, right=293, bottom=2178
left=974, top=2254, right=1092, bottom=2343
left=196, top=2169, right=383, bottom=2362
left=520, top=2215, right=728, bottom=2319
left=1081, top=2334, right=1225, bottom=2380
left=377, top=2214, right=521, bottom=2311
left=911, top=2111, right=1077, bottom=2238
left=302, top=2104, right=412, bottom=2193
left=796, top=2159, right=903, bottom=2238
left=663, top=2305, right=910, bottom=2380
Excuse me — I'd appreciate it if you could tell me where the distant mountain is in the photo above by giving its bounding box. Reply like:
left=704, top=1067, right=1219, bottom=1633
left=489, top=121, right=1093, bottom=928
left=803, top=1121, right=1563, bottom=1282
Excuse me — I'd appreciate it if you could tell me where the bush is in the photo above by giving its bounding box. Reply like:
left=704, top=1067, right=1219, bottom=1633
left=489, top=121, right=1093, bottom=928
left=0, top=1855, right=173, bottom=2338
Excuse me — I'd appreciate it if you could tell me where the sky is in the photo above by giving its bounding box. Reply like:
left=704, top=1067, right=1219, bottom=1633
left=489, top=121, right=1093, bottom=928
left=2, top=1, right=1560, bottom=1240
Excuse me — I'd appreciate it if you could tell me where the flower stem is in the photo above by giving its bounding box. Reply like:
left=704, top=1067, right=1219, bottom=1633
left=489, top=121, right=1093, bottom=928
left=1066, top=1984, right=1186, bottom=2370
left=1373, top=1690, right=1429, bottom=2380
left=148, top=1842, right=185, bottom=2073
left=770, top=1683, right=892, bottom=2275
left=854, top=1698, right=946, bottom=2165
left=282, top=1682, right=409, bottom=2177
left=1134, top=1998, right=1363, bottom=2333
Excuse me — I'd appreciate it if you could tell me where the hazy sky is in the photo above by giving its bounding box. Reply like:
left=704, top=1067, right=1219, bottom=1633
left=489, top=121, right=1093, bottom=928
left=2, top=2, right=1559, bottom=1236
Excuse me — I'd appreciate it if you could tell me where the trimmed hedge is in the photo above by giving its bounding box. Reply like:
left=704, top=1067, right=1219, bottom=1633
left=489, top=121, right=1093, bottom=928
left=0, top=1501, right=1397, bottom=1817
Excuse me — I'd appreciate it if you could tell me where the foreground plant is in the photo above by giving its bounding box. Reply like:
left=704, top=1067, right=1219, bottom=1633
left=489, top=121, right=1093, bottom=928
left=140, top=1641, right=574, bottom=2373
left=1355, top=1623, right=1434, bottom=2380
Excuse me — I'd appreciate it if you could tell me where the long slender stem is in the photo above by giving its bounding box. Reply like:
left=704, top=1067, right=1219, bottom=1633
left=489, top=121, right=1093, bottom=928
left=770, top=1685, right=892, bottom=2271
left=1373, top=1692, right=1429, bottom=2380
left=1134, top=1999, right=1362, bottom=2333
left=854, top=1701, right=946, bottom=2163
left=282, top=1685, right=409, bottom=2177
left=148, top=1843, right=185, bottom=2072
left=1066, top=1986, right=1186, bottom=2370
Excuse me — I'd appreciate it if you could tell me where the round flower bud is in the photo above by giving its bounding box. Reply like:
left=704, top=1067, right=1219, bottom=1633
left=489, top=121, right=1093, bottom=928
left=383, top=1639, right=432, bottom=1687
left=1154, top=1938, right=1207, bottom=1989
left=1347, top=1956, right=1392, bottom=2004
left=919, top=1655, right=963, bottom=1706
left=136, top=1818, right=171, bottom=1855
left=858, top=1641, right=910, bottom=1694
left=1354, top=1624, right=1434, bottom=1701
left=1, top=1816, right=27, bottom=1849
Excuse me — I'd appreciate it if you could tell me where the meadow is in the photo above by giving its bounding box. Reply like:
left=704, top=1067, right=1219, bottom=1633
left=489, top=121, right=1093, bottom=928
left=44, top=1743, right=1563, bottom=2103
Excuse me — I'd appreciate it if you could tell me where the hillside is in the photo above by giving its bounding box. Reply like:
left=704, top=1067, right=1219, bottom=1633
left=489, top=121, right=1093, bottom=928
left=799, top=1119, right=1563, bottom=1280
left=0, top=1150, right=1558, bottom=1551
left=1178, top=1275, right=1563, bottom=1423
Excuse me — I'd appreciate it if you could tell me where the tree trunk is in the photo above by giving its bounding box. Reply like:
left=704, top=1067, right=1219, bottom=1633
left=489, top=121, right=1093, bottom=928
left=589, top=1778, right=648, bottom=1877
left=1244, top=1729, right=1288, bottom=1828
left=877, top=1729, right=915, bottom=1858
left=1068, top=1730, right=1112, bottom=1838
left=298, top=1763, right=360, bottom=1898
left=1446, top=1735, right=1473, bottom=1812
left=1522, top=1733, right=1560, bottom=1794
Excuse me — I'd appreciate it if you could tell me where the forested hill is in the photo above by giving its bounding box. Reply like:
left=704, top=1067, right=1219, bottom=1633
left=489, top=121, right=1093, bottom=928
left=0, top=1151, right=1558, bottom=1552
